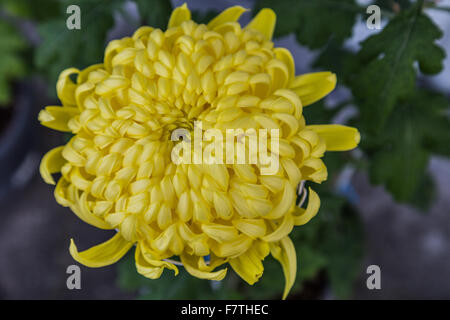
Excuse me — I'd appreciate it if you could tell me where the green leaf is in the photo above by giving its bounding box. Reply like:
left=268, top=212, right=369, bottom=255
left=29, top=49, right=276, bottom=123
left=0, top=20, right=27, bottom=106
left=313, top=40, right=358, bottom=86
left=320, top=202, right=364, bottom=298
left=418, top=92, right=450, bottom=158
left=350, top=2, right=445, bottom=132
left=366, top=89, right=449, bottom=203
left=254, top=0, right=359, bottom=48
left=369, top=136, right=429, bottom=202
left=409, top=173, right=436, bottom=211
left=133, top=0, right=172, bottom=29
left=35, top=0, right=124, bottom=91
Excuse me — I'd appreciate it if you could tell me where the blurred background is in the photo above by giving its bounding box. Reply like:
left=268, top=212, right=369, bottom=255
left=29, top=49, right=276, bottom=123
left=0, top=0, right=449, bottom=299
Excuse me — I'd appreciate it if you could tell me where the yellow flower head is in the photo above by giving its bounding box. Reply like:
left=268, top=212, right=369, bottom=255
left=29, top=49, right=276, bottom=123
left=38, top=4, right=359, bottom=298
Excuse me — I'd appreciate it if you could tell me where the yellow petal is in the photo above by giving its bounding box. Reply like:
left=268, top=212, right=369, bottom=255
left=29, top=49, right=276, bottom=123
left=270, top=236, right=297, bottom=299
left=69, top=233, right=133, bottom=268
left=40, top=146, right=65, bottom=185
left=57, top=68, right=79, bottom=106
left=274, top=48, right=295, bottom=84
left=105, top=212, right=126, bottom=227
left=54, top=178, right=72, bottom=207
left=71, top=191, right=113, bottom=229
left=38, top=106, right=79, bottom=132
left=168, top=3, right=191, bottom=28
left=307, top=124, right=360, bottom=151
left=212, top=191, right=233, bottom=220
left=266, top=181, right=295, bottom=219
left=267, top=59, right=289, bottom=89
left=203, top=254, right=228, bottom=271
left=262, top=213, right=294, bottom=242
left=77, top=63, right=104, bottom=84
left=245, top=8, right=276, bottom=40
left=229, top=242, right=269, bottom=285
left=293, top=188, right=320, bottom=226
left=234, top=219, right=267, bottom=238
left=212, top=234, right=253, bottom=258
left=135, top=242, right=178, bottom=279
left=180, top=254, right=227, bottom=281
left=152, top=224, right=177, bottom=253
left=201, top=224, right=239, bottom=243
left=290, top=72, right=336, bottom=106
left=121, top=214, right=138, bottom=242
left=207, top=6, right=247, bottom=29
left=132, top=26, right=154, bottom=41
left=301, top=158, right=328, bottom=183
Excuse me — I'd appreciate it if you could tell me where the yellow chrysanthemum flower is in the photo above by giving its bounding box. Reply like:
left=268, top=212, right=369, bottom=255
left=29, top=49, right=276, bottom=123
left=39, top=4, right=359, bottom=298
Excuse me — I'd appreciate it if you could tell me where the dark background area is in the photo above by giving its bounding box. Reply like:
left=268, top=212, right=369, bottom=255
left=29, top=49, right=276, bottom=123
left=0, top=0, right=449, bottom=299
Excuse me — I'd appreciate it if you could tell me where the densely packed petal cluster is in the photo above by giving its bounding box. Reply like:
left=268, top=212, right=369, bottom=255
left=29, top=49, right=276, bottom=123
left=39, top=4, right=359, bottom=298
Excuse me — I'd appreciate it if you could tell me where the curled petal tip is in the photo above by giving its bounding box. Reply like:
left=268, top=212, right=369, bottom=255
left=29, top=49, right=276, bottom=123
left=69, top=234, right=133, bottom=268
left=207, top=6, right=248, bottom=29
left=246, top=8, right=276, bottom=40
left=168, top=3, right=191, bottom=28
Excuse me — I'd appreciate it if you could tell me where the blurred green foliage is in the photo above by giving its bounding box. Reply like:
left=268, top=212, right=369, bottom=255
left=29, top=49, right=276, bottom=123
left=134, top=0, right=173, bottom=29
left=2, top=0, right=449, bottom=299
left=0, top=20, right=27, bottom=106
left=3, top=0, right=60, bottom=21
left=35, top=0, right=123, bottom=88
left=255, top=0, right=360, bottom=49
left=351, top=5, right=445, bottom=132
left=364, top=89, right=450, bottom=202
